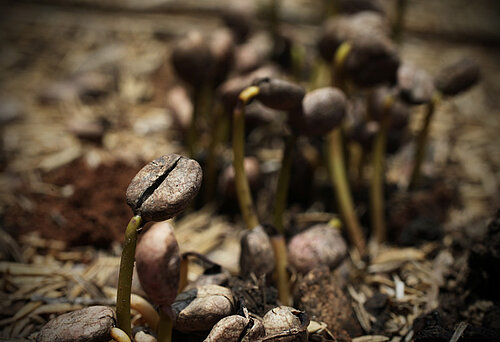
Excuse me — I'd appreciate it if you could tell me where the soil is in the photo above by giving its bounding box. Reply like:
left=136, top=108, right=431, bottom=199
left=4, top=158, right=141, bottom=248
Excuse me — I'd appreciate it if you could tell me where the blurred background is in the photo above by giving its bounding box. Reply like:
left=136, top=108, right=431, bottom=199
left=0, top=0, right=499, bottom=245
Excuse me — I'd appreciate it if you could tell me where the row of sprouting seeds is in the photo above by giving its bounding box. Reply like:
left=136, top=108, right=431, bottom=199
left=36, top=2, right=480, bottom=342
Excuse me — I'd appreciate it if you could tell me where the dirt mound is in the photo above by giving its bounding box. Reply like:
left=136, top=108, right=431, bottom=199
left=4, top=158, right=140, bottom=248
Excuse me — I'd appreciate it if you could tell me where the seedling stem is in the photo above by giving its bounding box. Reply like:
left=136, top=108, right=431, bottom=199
left=327, top=128, right=366, bottom=254
left=233, top=86, right=261, bottom=230
left=327, top=41, right=366, bottom=255
left=408, top=92, right=441, bottom=191
left=116, top=215, right=142, bottom=337
left=273, top=133, right=297, bottom=235
left=370, top=96, right=394, bottom=243
left=158, top=311, right=173, bottom=342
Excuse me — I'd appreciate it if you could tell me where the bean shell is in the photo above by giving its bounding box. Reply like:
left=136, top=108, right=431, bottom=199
left=36, top=306, right=115, bottom=342
left=126, top=154, right=202, bottom=222
left=172, top=285, right=236, bottom=332
left=136, top=221, right=180, bottom=316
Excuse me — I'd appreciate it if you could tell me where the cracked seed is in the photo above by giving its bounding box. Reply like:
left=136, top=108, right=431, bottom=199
left=126, top=154, right=202, bottom=222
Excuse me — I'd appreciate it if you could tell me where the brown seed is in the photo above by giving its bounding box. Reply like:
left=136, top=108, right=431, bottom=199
left=262, top=306, right=309, bottom=341
left=205, top=307, right=265, bottom=342
left=239, top=225, right=275, bottom=279
left=287, top=224, right=347, bottom=274
left=252, top=77, right=305, bottom=111
left=172, top=284, right=236, bottom=332
left=289, top=87, right=346, bottom=137
left=435, top=57, right=480, bottom=96
left=397, top=63, right=435, bottom=105
left=317, top=12, right=389, bottom=62
left=135, top=221, right=180, bottom=317
left=126, top=154, right=202, bottom=222
left=344, top=34, right=400, bottom=87
left=171, top=31, right=215, bottom=88
left=36, top=306, right=115, bottom=342
left=217, top=66, right=279, bottom=112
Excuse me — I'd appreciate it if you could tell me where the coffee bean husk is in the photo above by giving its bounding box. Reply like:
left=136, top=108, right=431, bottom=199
left=239, top=225, right=275, bottom=279
left=36, top=306, right=115, bottom=342
left=204, top=307, right=265, bottom=342
left=262, top=306, right=309, bottom=341
left=135, top=221, right=180, bottom=317
left=171, top=284, right=236, bottom=332
left=287, top=224, right=348, bottom=274
left=126, top=154, right=202, bottom=222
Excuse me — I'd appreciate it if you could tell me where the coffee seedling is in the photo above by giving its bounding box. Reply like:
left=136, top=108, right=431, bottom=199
left=288, top=87, right=367, bottom=253
left=409, top=58, right=480, bottom=190
left=232, top=78, right=304, bottom=305
left=117, top=154, right=202, bottom=337
left=315, top=11, right=399, bottom=252
left=367, top=87, right=410, bottom=243
left=171, top=32, right=215, bottom=157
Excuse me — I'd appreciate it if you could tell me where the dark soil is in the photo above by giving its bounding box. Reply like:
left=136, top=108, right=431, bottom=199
left=4, top=158, right=141, bottom=248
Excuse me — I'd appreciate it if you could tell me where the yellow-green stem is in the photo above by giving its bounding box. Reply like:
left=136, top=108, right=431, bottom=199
left=273, top=134, right=297, bottom=234
left=408, top=93, right=441, bottom=191
left=270, top=235, right=290, bottom=306
left=157, top=311, right=173, bottom=342
left=327, top=128, right=366, bottom=255
left=233, top=86, right=261, bottom=230
left=116, top=215, right=142, bottom=337
left=370, top=97, right=394, bottom=243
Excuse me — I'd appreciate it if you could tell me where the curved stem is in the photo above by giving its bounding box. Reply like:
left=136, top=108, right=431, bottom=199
left=116, top=215, right=142, bottom=337
left=270, top=235, right=290, bottom=306
left=157, top=310, right=173, bottom=342
left=233, top=86, right=261, bottom=230
left=408, top=93, right=440, bottom=191
left=130, top=294, right=159, bottom=332
left=327, top=127, right=366, bottom=255
left=273, top=134, right=297, bottom=234
left=370, top=97, right=394, bottom=243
